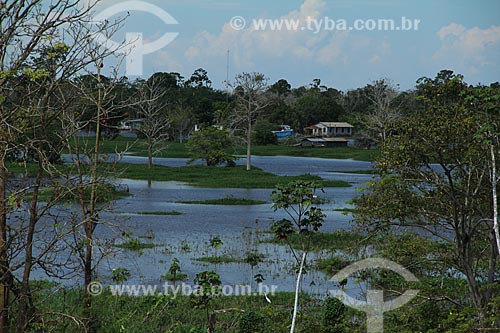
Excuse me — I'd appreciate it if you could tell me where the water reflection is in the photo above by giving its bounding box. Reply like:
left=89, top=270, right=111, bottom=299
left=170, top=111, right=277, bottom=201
left=55, top=155, right=374, bottom=296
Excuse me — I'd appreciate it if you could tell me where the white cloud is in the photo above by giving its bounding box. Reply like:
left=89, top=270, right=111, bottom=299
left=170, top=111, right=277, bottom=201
left=149, top=0, right=395, bottom=86
left=433, top=23, right=500, bottom=76
left=183, top=0, right=331, bottom=66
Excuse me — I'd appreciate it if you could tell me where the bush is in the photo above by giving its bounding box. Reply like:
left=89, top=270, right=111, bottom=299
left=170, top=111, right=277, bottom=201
left=253, top=120, right=278, bottom=145
left=186, top=127, right=236, bottom=166
left=239, top=311, right=265, bottom=333
left=323, top=297, right=346, bottom=328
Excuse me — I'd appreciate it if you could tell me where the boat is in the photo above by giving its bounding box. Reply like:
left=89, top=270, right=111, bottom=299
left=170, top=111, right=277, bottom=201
left=272, top=125, right=294, bottom=138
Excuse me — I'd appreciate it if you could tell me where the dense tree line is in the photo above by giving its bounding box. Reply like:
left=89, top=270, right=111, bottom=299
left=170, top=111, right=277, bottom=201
left=45, top=71, right=422, bottom=148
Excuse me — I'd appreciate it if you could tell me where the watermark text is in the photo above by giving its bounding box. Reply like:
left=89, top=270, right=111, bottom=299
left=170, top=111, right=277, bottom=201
left=230, top=16, right=420, bottom=33
left=88, top=281, right=278, bottom=299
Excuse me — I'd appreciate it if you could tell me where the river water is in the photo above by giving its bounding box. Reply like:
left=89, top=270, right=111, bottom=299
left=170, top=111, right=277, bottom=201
left=43, top=155, right=374, bottom=297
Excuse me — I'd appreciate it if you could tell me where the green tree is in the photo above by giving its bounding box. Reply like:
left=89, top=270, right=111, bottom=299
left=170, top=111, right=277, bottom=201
left=268, top=78, right=291, bottom=96
left=354, top=71, right=499, bottom=325
left=191, top=271, right=221, bottom=333
left=253, top=120, right=278, bottom=145
left=186, top=127, right=236, bottom=166
left=230, top=72, right=270, bottom=171
left=271, top=180, right=326, bottom=333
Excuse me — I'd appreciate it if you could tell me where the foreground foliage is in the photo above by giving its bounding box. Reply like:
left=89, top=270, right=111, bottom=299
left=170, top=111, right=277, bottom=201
left=354, top=70, right=500, bottom=329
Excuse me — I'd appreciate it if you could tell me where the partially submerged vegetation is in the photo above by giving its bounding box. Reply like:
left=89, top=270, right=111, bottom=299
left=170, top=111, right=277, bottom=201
left=192, top=256, right=246, bottom=264
left=34, top=183, right=130, bottom=203
left=115, top=163, right=351, bottom=188
left=264, top=229, right=366, bottom=252
left=136, top=211, right=183, bottom=216
left=178, top=197, right=267, bottom=205
left=331, top=169, right=378, bottom=174
left=161, top=272, right=189, bottom=281
left=114, top=238, right=158, bottom=251
left=6, top=160, right=351, bottom=190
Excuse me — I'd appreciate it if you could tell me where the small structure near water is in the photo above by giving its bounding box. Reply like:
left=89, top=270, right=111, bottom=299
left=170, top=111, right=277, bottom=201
left=272, top=125, right=294, bottom=138
left=300, top=137, right=350, bottom=148
left=301, top=122, right=354, bottom=147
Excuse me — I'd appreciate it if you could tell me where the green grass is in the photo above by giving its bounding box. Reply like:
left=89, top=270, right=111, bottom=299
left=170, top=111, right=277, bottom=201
left=114, top=238, right=158, bottom=250
left=316, top=256, right=354, bottom=275
left=5, top=161, right=76, bottom=178
left=73, top=137, right=189, bottom=158
left=192, top=256, right=246, bottom=264
left=193, top=253, right=266, bottom=265
left=89, top=137, right=379, bottom=161
left=265, top=230, right=367, bottom=252
left=8, top=160, right=350, bottom=189
left=178, top=198, right=267, bottom=205
left=161, top=272, right=189, bottom=281
left=136, top=211, right=183, bottom=215
left=332, top=208, right=358, bottom=213
left=31, top=287, right=327, bottom=333
left=331, top=169, right=379, bottom=174
left=233, top=145, right=379, bottom=161
left=115, top=163, right=351, bottom=189
left=20, top=277, right=477, bottom=333
left=28, top=183, right=130, bottom=203
left=5, top=162, right=42, bottom=177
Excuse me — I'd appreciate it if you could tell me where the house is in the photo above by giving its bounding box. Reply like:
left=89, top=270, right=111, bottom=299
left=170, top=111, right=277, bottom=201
left=119, top=119, right=145, bottom=130
left=304, top=122, right=353, bottom=138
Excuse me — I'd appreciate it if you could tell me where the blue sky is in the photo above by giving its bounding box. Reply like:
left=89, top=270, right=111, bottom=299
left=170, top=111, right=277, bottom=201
left=89, top=0, right=500, bottom=91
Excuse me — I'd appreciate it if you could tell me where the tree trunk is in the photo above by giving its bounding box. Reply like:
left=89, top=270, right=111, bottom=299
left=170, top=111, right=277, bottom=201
left=290, top=252, right=306, bottom=333
left=84, top=65, right=102, bottom=333
left=246, top=120, right=252, bottom=171
left=16, top=152, right=43, bottom=332
left=491, top=144, right=500, bottom=257
left=461, top=240, right=483, bottom=308
left=0, top=152, right=9, bottom=333
left=147, top=136, right=153, bottom=169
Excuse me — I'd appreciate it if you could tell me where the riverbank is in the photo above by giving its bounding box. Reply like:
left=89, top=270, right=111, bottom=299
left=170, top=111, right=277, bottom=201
left=93, top=137, right=380, bottom=161
left=113, top=163, right=351, bottom=188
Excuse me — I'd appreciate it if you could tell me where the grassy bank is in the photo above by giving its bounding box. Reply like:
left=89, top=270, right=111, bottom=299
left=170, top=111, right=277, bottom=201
left=136, top=211, right=183, bottom=216
left=264, top=230, right=366, bottom=252
left=192, top=256, right=246, bottom=264
left=84, top=137, right=379, bottom=161
left=178, top=198, right=267, bottom=205
left=6, top=161, right=350, bottom=189
left=23, top=276, right=474, bottom=333
left=115, top=163, right=351, bottom=189
left=331, top=169, right=378, bottom=174
left=28, top=288, right=339, bottom=333
left=114, top=238, right=158, bottom=250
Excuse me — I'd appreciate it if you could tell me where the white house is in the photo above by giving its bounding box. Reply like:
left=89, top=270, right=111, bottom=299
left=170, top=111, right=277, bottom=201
left=118, top=119, right=146, bottom=130
left=304, top=122, right=353, bottom=138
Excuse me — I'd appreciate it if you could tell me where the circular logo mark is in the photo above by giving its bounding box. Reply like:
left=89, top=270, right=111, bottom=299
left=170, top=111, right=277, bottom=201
left=88, top=1, right=179, bottom=75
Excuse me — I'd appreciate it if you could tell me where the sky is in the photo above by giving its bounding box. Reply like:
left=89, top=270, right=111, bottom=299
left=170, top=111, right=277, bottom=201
left=87, top=0, right=500, bottom=91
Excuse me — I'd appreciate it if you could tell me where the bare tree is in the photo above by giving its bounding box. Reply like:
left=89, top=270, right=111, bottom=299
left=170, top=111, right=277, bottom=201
left=230, top=72, right=270, bottom=171
left=0, top=1, right=125, bottom=331
left=169, top=105, right=194, bottom=143
left=67, top=54, right=131, bottom=331
left=133, top=75, right=171, bottom=169
left=360, top=79, right=402, bottom=146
